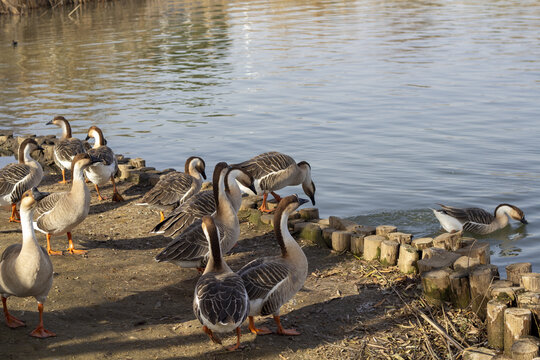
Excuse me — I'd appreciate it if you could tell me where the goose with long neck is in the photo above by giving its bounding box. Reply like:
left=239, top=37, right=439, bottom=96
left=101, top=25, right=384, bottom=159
left=433, top=203, right=528, bottom=235
left=0, top=187, right=55, bottom=338
left=0, top=138, right=44, bottom=222
left=155, top=162, right=255, bottom=269
left=46, top=116, right=86, bottom=184
left=137, top=156, right=206, bottom=221
left=193, top=216, right=249, bottom=351
left=150, top=165, right=254, bottom=238
left=233, top=152, right=316, bottom=212
left=34, top=153, right=100, bottom=255
left=84, top=126, right=124, bottom=202
left=238, top=194, right=309, bottom=335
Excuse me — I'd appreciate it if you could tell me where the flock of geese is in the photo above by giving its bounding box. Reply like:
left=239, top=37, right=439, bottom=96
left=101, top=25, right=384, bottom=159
left=0, top=117, right=529, bottom=351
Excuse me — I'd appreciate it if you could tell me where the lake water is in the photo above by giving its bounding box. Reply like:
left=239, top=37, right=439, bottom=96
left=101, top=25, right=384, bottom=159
left=1, top=0, right=539, bottom=273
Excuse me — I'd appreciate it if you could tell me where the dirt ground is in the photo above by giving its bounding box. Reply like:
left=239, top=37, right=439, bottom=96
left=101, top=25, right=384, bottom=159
left=0, top=175, right=486, bottom=359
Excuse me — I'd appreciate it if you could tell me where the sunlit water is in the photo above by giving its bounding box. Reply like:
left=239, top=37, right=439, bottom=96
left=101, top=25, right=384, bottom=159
left=1, top=0, right=539, bottom=272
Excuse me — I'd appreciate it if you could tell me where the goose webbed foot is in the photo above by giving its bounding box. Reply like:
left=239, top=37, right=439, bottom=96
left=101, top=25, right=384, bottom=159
left=248, top=316, right=272, bottom=335
left=273, top=315, right=300, bottom=336
left=2, top=297, right=26, bottom=328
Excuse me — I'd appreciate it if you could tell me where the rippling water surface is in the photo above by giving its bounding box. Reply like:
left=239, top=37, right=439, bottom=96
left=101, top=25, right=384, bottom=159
left=1, top=0, right=539, bottom=271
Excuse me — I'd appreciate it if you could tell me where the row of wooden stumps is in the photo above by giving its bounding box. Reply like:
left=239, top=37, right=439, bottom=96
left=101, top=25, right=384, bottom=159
left=241, top=203, right=540, bottom=359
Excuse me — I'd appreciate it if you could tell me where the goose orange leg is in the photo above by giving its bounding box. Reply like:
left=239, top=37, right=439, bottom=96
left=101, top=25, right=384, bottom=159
left=2, top=296, right=25, bottom=328
left=46, top=234, right=63, bottom=256
left=226, top=327, right=244, bottom=351
left=94, top=184, right=107, bottom=201
left=258, top=193, right=273, bottom=213
left=248, top=316, right=272, bottom=335
left=58, top=169, right=68, bottom=184
left=273, top=315, right=300, bottom=336
left=110, top=176, right=124, bottom=202
left=8, top=203, right=20, bottom=223
left=66, top=232, right=87, bottom=255
left=29, top=303, right=55, bottom=338
left=270, top=192, right=282, bottom=203
left=202, top=325, right=222, bottom=344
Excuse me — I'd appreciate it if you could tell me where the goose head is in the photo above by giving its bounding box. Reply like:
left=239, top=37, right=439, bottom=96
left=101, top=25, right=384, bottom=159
left=85, top=126, right=107, bottom=147
left=18, top=138, right=44, bottom=163
left=46, top=116, right=72, bottom=138
left=275, top=194, right=309, bottom=218
left=71, top=153, right=101, bottom=174
left=185, top=156, right=206, bottom=180
left=227, top=165, right=256, bottom=195
left=495, top=204, right=528, bottom=224
left=20, top=187, right=49, bottom=211
left=297, top=161, right=316, bottom=206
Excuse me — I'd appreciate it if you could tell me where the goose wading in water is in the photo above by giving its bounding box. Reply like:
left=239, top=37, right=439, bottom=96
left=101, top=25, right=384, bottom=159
left=0, top=187, right=55, bottom=338
left=155, top=163, right=256, bottom=271
left=238, top=194, right=309, bottom=335
left=233, top=152, right=315, bottom=213
left=34, top=153, right=101, bottom=255
left=432, top=203, right=528, bottom=235
left=137, top=156, right=206, bottom=221
left=193, top=216, right=249, bottom=351
left=84, top=126, right=124, bottom=202
left=0, top=138, right=44, bottom=223
left=151, top=164, right=254, bottom=238
left=46, top=116, right=86, bottom=184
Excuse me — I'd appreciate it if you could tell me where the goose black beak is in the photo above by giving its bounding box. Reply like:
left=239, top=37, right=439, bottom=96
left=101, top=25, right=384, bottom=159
left=297, top=198, right=309, bottom=206
left=32, top=187, right=50, bottom=202
left=85, top=135, right=90, bottom=141
left=46, top=120, right=53, bottom=125
left=309, top=194, right=316, bottom=206
left=201, top=170, right=207, bottom=180
left=248, top=183, right=257, bottom=194
left=521, top=218, right=528, bottom=224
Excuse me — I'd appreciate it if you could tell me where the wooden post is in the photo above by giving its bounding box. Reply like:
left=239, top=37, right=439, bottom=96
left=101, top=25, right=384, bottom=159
left=511, top=338, right=539, bottom=359
left=462, top=348, right=498, bottom=360
left=299, top=207, right=319, bottom=221
left=421, top=268, right=452, bottom=304
left=363, top=235, right=385, bottom=261
left=322, top=228, right=334, bottom=248
left=380, top=240, right=399, bottom=266
left=350, top=234, right=364, bottom=256
left=456, top=241, right=490, bottom=265
left=470, top=265, right=500, bottom=319
left=417, top=248, right=461, bottom=274
left=449, top=270, right=471, bottom=309
left=453, top=256, right=480, bottom=271
left=434, top=231, right=462, bottom=251
left=398, top=244, right=419, bottom=274
left=504, top=308, right=532, bottom=356
left=411, top=237, right=433, bottom=250
left=331, top=231, right=351, bottom=252
left=487, top=300, right=508, bottom=350
left=491, top=287, right=524, bottom=306
left=376, top=225, right=397, bottom=236
left=507, top=263, right=533, bottom=286
left=521, top=273, right=540, bottom=292
left=388, top=232, right=413, bottom=245
left=517, top=292, right=540, bottom=336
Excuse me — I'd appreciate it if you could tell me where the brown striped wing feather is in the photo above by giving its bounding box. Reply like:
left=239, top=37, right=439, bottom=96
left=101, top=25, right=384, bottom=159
left=0, top=163, right=32, bottom=202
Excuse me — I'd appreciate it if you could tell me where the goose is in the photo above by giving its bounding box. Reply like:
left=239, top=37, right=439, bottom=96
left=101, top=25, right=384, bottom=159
left=34, top=153, right=100, bottom=255
left=150, top=165, right=253, bottom=238
left=155, top=163, right=256, bottom=270
left=0, top=138, right=44, bottom=222
left=238, top=194, right=308, bottom=336
left=46, top=116, right=86, bottom=184
left=137, top=156, right=206, bottom=221
left=84, top=126, right=124, bottom=202
left=233, top=152, right=315, bottom=212
left=193, top=216, right=249, bottom=351
left=432, top=203, right=528, bottom=235
left=1, top=187, right=55, bottom=338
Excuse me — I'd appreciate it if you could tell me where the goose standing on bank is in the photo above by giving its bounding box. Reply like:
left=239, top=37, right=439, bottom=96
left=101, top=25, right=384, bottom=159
left=46, top=116, right=86, bottom=184
left=155, top=163, right=256, bottom=269
left=233, top=152, right=315, bottom=212
left=432, top=203, right=528, bottom=235
left=0, top=139, right=44, bottom=222
left=0, top=188, right=55, bottom=338
left=138, top=156, right=206, bottom=221
left=151, top=165, right=253, bottom=238
left=84, top=126, right=124, bottom=202
left=193, top=216, right=249, bottom=351
left=238, top=194, right=309, bottom=335
left=34, top=153, right=100, bottom=255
